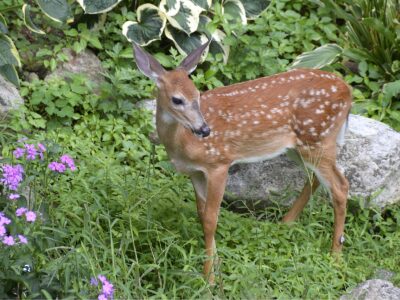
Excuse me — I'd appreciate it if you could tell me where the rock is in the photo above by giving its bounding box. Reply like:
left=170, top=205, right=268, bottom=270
left=0, top=74, right=23, bottom=117
left=45, top=48, right=105, bottom=89
left=340, top=279, right=400, bottom=300
left=373, top=269, right=395, bottom=282
left=137, top=99, right=400, bottom=207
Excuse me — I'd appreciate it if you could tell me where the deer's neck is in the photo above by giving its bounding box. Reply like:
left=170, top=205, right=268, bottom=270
left=155, top=102, right=180, bottom=151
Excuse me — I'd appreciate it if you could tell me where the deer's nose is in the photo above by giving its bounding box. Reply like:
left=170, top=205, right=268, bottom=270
left=194, top=123, right=210, bottom=137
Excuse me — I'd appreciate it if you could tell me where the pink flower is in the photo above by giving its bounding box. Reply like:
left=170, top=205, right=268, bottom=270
left=3, top=235, right=15, bottom=246
left=25, top=211, right=37, bottom=222
left=0, top=225, right=6, bottom=237
left=13, top=148, right=25, bottom=159
left=16, top=207, right=28, bottom=217
left=38, top=143, right=46, bottom=152
left=18, top=235, right=28, bottom=244
left=9, top=193, right=20, bottom=200
left=48, top=162, right=66, bottom=173
left=98, top=295, right=107, bottom=300
left=60, top=154, right=76, bottom=171
left=0, top=214, right=11, bottom=225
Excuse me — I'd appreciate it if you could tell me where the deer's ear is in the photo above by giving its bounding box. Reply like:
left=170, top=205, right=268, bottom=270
left=133, top=43, right=165, bottom=81
left=179, top=39, right=212, bottom=74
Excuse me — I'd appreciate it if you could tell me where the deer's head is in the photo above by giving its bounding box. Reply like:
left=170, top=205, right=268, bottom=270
left=133, top=42, right=211, bottom=138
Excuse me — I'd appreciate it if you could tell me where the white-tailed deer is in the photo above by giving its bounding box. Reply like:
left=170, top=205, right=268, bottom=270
left=133, top=42, right=351, bottom=284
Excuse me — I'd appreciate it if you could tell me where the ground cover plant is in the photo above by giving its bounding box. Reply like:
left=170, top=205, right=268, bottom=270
left=1, top=0, right=399, bottom=298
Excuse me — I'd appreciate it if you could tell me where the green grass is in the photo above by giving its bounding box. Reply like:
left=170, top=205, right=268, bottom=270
left=26, top=149, right=399, bottom=299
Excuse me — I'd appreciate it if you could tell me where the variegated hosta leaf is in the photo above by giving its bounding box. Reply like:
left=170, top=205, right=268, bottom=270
left=167, top=1, right=203, bottom=34
left=36, top=0, right=72, bottom=23
left=290, top=44, right=343, bottom=69
left=22, top=4, right=45, bottom=34
left=159, top=0, right=181, bottom=16
left=0, top=13, right=8, bottom=34
left=0, top=64, right=19, bottom=87
left=223, top=0, right=247, bottom=25
left=165, top=25, right=208, bottom=56
left=240, top=0, right=271, bottom=19
left=0, top=34, right=21, bottom=67
left=76, top=0, right=123, bottom=14
left=191, top=0, right=212, bottom=10
left=195, top=16, right=229, bottom=64
left=122, top=4, right=166, bottom=46
left=210, top=30, right=229, bottom=64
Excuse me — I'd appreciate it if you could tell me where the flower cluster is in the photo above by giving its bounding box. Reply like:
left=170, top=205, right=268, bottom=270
left=1, top=164, right=24, bottom=191
left=0, top=213, right=28, bottom=246
left=13, top=143, right=46, bottom=160
left=16, top=207, right=37, bottom=222
left=91, top=275, right=114, bottom=300
left=48, top=154, right=76, bottom=173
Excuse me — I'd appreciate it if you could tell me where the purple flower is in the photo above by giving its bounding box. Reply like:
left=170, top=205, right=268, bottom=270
left=1, top=164, right=24, bottom=191
left=9, top=193, right=20, bottom=200
left=98, top=294, right=107, bottom=300
left=24, top=144, right=37, bottom=160
left=18, top=235, right=28, bottom=244
left=13, top=148, right=25, bottom=159
left=60, top=154, right=76, bottom=171
left=0, top=225, right=6, bottom=237
left=16, top=207, right=28, bottom=217
left=90, top=277, right=99, bottom=286
left=102, top=281, right=114, bottom=297
left=25, top=211, right=37, bottom=222
left=0, top=214, right=11, bottom=225
left=94, top=275, right=114, bottom=299
left=48, top=162, right=66, bottom=173
left=3, top=235, right=15, bottom=246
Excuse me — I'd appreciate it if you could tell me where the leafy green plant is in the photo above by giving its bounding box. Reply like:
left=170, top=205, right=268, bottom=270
left=122, top=0, right=271, bottom=61
left=291, top=0, right=400, bottom=80
left=22, top=0, right=123, bottom=34
left=0, top=13, right=21, bottom=86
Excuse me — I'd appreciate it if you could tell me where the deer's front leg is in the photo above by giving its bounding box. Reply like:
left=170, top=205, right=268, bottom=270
left=201, top=166, right=229, bottom=284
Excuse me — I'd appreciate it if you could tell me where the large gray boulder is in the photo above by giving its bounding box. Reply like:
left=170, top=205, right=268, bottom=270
left=340, top=279, right=400, bottom=300
left=138, top=99, right=400, bottom=207
left=45, top=48, right=105, bottom=89
left=0, top=74, right=23, bottom=117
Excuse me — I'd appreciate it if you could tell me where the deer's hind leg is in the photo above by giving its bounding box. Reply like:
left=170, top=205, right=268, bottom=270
left=282, top=176, right=320, bottom=223
left=299, top=147, right=349, bottom=252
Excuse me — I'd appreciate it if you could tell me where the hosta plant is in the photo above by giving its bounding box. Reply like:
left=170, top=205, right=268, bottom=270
left=22, top=0, right=123, bottom=34
left=122, top=0, right=271, bottom=62
left=0, top=13, right=21, bottom=86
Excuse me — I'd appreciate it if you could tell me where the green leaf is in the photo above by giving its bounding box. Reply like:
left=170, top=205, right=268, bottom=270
left=191, top=0, right=212, bottom=10
left=0, top=64, right=19, bottom=87
left=36, top=0, right=72, bottom=23
left=122, top=4, right=166, bottom=46
left=240, top=0, right=270, bottom=19
left=166, top=1, right=203, bottom=34
left=0, top=13, right=8, bottom=34
left=209, top=30, right=229, bottom=64
left=76, top=0, right=122, bottom=14
left=383, top=80, right=400, bottom=102
left=290, top=44, right=343, bottom=69
left=223, top=0, right=247, bottom=25
left=22, top=4, right=45, bottom=35
left=159, top=0, right=181, bottom=16
left=0, top=34, right=21, bottom=67
left=165, top=25, right=208, bottom=55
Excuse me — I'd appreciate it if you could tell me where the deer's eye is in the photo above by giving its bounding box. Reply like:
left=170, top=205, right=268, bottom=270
left=172, top=97, right=184, bottom=105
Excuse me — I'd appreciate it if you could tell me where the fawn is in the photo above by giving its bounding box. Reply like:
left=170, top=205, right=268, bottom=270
left=133, top=41, right=352, bottom=284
